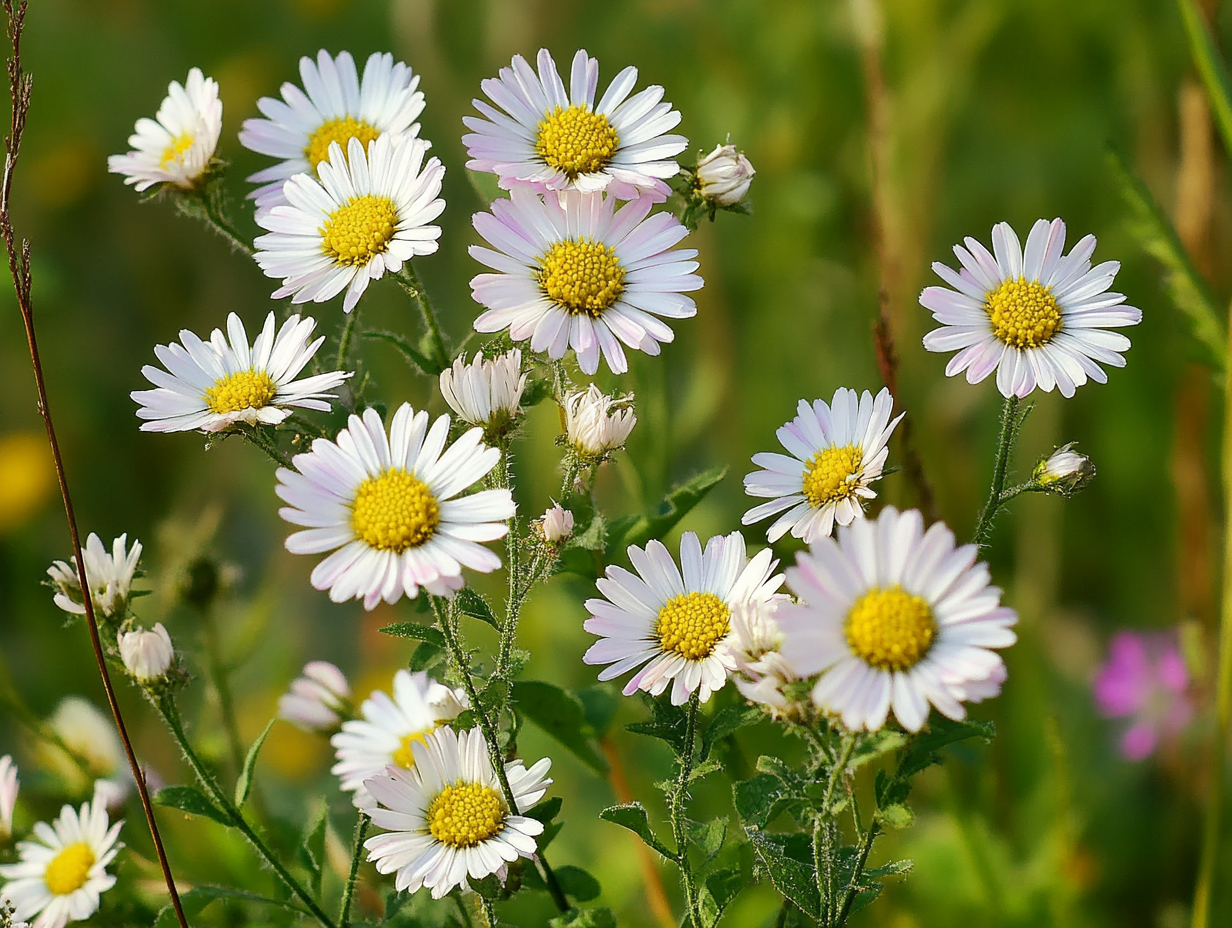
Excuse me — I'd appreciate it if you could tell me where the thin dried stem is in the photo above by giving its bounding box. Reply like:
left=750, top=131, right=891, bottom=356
left=0, top=3, right=187, bottom=925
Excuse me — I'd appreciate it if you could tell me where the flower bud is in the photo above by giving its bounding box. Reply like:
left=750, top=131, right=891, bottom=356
left=47, top=533, right=142, bottom=620
left=538, top=503, right=574, bottom=543
left=439, top=349, right=527, bottom=433
left=0, top=755, right=17, bottom=841
left=722, top=599, right=798, bottom=714
left=564, top=384, right=636, bottom=459
left=696, top=143, right=756, bottom=207
left=118, top=623, right=175, bottom=683
left=279, top=661, right=352, bottom=731
left=1032, top=443, right=1095, bottom=496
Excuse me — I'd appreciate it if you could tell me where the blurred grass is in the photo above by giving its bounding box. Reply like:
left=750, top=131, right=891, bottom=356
left=0, top=0, right=1230, bottom=925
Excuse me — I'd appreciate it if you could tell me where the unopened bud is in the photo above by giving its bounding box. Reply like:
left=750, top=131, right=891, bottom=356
left=696, top=143, right=755, bottom=207
left=0, top=755, right=17, bottom=842
left=564, top=384, right=636, bottom=459
left=118, top=623, right=175, bottom=683
left=1033, top=443, right=1095, bottom=496
left=538, top=503, right=574, bottom=543
left=279, top=661, right=352, bottom=731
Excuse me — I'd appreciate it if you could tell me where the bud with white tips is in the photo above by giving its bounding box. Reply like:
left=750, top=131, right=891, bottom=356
left=1032, top=442, right=1095, bottom=496
left=279, top=661, right=352, bottom=731
left=0, top=755, right=17, bottom=841
left=564, top=384, right=636, bottom=460
left=47, top=532, right=142, bottom=620
left=537, top=503, right=574, bottom=543
left=439, top=349, right=527, bottom=435
left=118, top=623, right=175, bottom=684
left=696, top=143, right=756, bottom=207
left=722, top=599, right=798, bottom=713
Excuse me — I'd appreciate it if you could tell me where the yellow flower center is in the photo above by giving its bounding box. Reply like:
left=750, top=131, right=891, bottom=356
left=427, top=781, right=506, bottom=848
left=535, top=104, right=619, bottom=177
left=391, top=728, right=437, bottom=769
left=802, top=444, right=864, bottom=509
left=538, top=238, right=626, bottom=317
left=845, top=585, right=937, bottom=672
left=304, top=116, right=381, bottom=173
left=320, top=194, right=399, bottom=268
left=161, top=133, right=195, bottom=167
left=985, top=277, right=1063, bottom=349
left=656, top=591, right=731, bottom=661
left=203, top=369, right=278, bottom=414
left=44, top=842, right=95, bottom=896
left=350, top=468, right=440, bottom=552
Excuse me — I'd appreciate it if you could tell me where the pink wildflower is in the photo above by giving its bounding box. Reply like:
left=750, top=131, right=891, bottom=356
left=1093, top=631, right=1193, bottom=761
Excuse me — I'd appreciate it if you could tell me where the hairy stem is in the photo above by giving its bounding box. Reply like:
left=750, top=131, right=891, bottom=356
left=669, top=692, right=702, bottom=926
left=240, top=425, right=292, bottom=467
left=835, top=821, right=880, bottom=927
left=972, top=396, right=1023, bottom=546
left=398, top=263, right=449, bottom=369
left=338, top=812, right=369, bottom=928
left=818, top=734, right=856, bottom=922
left=189, top=181, right=253, bottom=256
left=335, top=305, right=361, bottom=373
left=158, top=697, right=339, bottom=928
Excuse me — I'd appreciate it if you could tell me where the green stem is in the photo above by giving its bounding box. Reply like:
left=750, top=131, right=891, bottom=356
left=835, top=821, right=880, bottom=927
left=479, top=896, right=498, bottom=927
left=431, top=597, right=570, bottom=912
left=1193, top=302, right=1232, bottom=928
left=240, top=426, right=292, bottom=468
left=818, top=734, right=856, bottom=923
left=398, top=263, right=449, bottom=368
left=669, top=692, right=702, bottom=927
left=338, top=812, right=369, bottom=928
left=335, top=306, right=361, bottom=373
left=157, top=697, right=339, bottom=928
left=176, top=185, right=252, bottom=256
left=971, top=396, right=1022, bottom=546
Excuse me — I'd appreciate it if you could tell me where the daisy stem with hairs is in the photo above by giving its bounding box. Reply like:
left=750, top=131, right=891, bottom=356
left=668, top=692, right=703, bottom=926
left=430, top=596, right=571, bottom=912
left=237, top=424, right=292, bottom=467
left=174, top=179, right=253, bottom=256
left=335, top=305, right=360, bottom=372
left=971, top=396, right=1026, bottom=546
left=817, top=733, right=856, bottom=921
left=157, top=695, right=340, bottom=928
left=396, top=262, right=449, bottom=369
left=338, top=812, right=369, bottom=928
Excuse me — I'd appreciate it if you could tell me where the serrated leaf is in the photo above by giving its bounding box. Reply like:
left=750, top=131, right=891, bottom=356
left=456, top=588, right=500, bottom=630
left=700, top=704, right=763, bottom=761
left=748, top=830, right=819, bottom=918
left=866, top=858, right=914, bottom=878
left=689, top=758, right=724, bottom=782
left=555, top=865, right=602, bottom=902
left=153, top=785, right=232, bottom=827
left=687, top=817, right=727, bottom=862
left=733, top=773, right=804, bottom=829
left=379, top=622, right=446, bottom=646
left=848, top=729, right=907, bottom=770
left=599, top=803, right=675, bottom=859
left=234, top=718, right=274, bottom=809
left=704, top=867, right=744, bottom=919
left=626, top=693, right=688, bottom=755
left=513, top=680, right=608, bottom=775
left=548, top=907, right=617, bottom=928
left=607, top=466, right=727, bottom=557
left=408, top=641, right=447, bottom=673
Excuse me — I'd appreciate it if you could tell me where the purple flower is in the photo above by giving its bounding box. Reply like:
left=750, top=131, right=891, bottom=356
left=1093, top=631, right=1193, bottom=761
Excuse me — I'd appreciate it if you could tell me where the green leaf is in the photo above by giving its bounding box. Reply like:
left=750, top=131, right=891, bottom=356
left=362, top=329, right=441, bottom=375
left=626, top=693, right=688, bottom=755
left=733, top=773, right=805, bottom=829
left=866, top=858, right=914, bottom=878
left=687, top=817, right=727, bottom=863
left=700, top=704, right=763, bottom=762
left=1179, top=0, right=1232, bottom=157
left=878, top=803, right=915, bottom=829
left=607, top=466, right=727, bottom=557
left=1109, top=150, right=1225, bottom=369
left=455, top=588, right=500, bottom=630
left=702, top=867, right=744, bottom=923
left=466, top=168, right=503, bottom=206
left=747, top=830, right=820, bottom=918
left=548, top=907, right=617, bottom=928
left=896, top=717, right=994, bottom=781
left=234, top=718, right=274, bottom=809
left=599, top=802, right=676, bottom=859
left=520, top=376, right=554, bottom=407
left=153, top=785, right=232, bottom=827
left=576, top=683, right=619, bottom=737
left=555, top=865, right=602, bottom=902
left=298, top=802, right=329, bottom=897
left=468, top=872, right=505, bottom=901
left=848, top=729, right=907, bottom=770
left=526, top=796, right=563, bottom=825
left=154, top=884, right=306, bottom=928
left=513, top=680, right=608, bottom=775
left=379, top=622, right=446, bottom=646
left=571, top=513, right=608, bottom=551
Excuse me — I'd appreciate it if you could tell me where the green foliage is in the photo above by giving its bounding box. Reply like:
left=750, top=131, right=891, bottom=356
left=298, top=802, right=329, bottom=898
left=455, top=588, right=500, bottom=630
left=234, top=718, right=274, bottom=809
left=154, top=884, right=304, bottom=928
left=153, top=785, right=232, bottom=827
left=699, top=704, right=763, bottom=762
left=360, top=329, right=442, bottom=376
left=626, top=692, right=690, bottom=755
left=547, top=907, right=617, bottom=928
left=554, top=865, right=602, bottom=902
left=748, top=830, right=820, bottom=919
left=512, top=680, right=608, bottom=775
left=599, top=802, right=676, bottom=859
left=1178, top=0, right=1232, bottom=155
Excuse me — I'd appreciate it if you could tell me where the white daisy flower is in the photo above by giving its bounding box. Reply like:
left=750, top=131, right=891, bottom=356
left=438, top=349, right=527, bottom=432
left=470, top=187, right=701, bottom=374
left=920, top=218, right=1143, bottom=398
left=0, top=756, right=17, bottom=841
left=464, top=48, right=687, bottom=201
left=131, top=312, right=350, bottom=433
left=331, top=670, right=467, bottom=810
left=39, top=700, right=128, bottom=806
left=743, top=387, right=903, bottom=544
left=279, top=661, right=352, bottom=732
left=0, top=789, right=122, bottom=928
left=107, top=68, right=221, bottom=193
left=776, top=506, right=1017, bottom=733
left=276, top=403, right=514, bottom=610
left=363, top=727, right=551, bottom=899
left=254, top=135, right=445, bottom=314
left=583, top=531, right=784, bottom=705
left=47, top=534, right=141, bottom=620
left=239, top=49, right=426, bottom=213
left=563, top=384, right=636, bottom=458
left=116, top=624, right=174, bottom=684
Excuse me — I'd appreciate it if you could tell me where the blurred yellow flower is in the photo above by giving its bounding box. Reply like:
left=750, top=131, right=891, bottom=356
left=0, top=432, right=54, bottom=533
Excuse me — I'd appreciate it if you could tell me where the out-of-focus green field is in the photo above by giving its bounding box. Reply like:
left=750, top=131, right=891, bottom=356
left=0, top=0, right=1226, bottom=925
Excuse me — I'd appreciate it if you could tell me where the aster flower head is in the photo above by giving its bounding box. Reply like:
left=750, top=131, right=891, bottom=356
left=239, top=49, right=426, bottom=213
left=470, top=187, right=702, bottom=375
left=47, top=534, right=141, bottom=620
left=332, top=669, right=467, bottom=809
left=0, top=756, right=17, bottom=842
left=277, top=403, right=514, bottom=610
left=777, top=507, right=1017, bottom=732
left=564, top=384, right=637, bottom=460
left=464, top=48, right=687, bottom=201
left=0, top=789, right=122, bottom=928
left=1093, top=630, right=1193, bottom=761
left=695, top=142, right=756, bottom=207
left=108, top=68, right=221, bottom=192
left=583, top=531, right=784, bottom=705
left=363, top=726, right=551, bottom=899
left=279, top=661, right=353, bottom=732
left=131, top=312, right=350, bottom=433
left=117, top=624, right=174, bottom=684
left=743, top=387, right=904, bottom=544
left=722, top=599, right=798, bottom=713
left=438, top=349, right=527, bottom=435
left=254, top=134, right=445, bottom=314
left=920, top=218, right=1142, bottom=398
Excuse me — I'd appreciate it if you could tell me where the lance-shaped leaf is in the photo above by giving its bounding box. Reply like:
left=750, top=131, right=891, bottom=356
left=455, top=588, right=500, bottom=630
left=599, top=802, right=676, bottom=859
left=234, top=718, right=274, bottom=808
left=1178, top=0, right=1232, bottom=157
left=154, top=785, right=232, bottom=827
left=606, top=466, right=727, bottom=558
left=512, top=680, right=608, bottom=775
